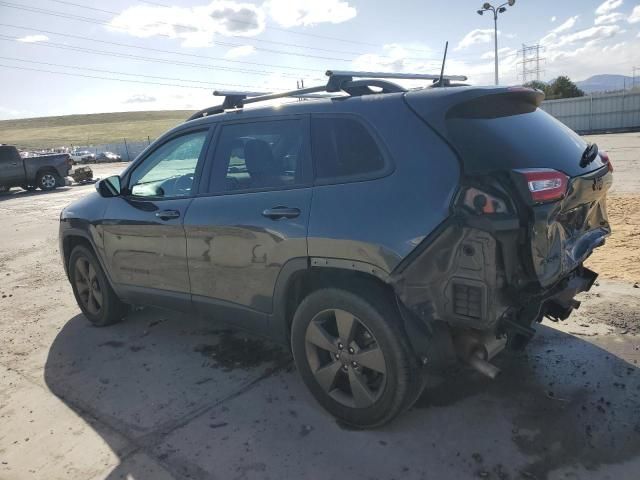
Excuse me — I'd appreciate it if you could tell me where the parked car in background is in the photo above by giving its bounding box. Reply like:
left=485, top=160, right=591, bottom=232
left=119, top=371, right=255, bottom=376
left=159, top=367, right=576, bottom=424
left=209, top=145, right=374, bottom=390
left=96, top=151, right=122, bottom=163
left=70, top=150, right=96, bottom=164
left=0, top=144, right=72, bottom=192
left=59, top=72, right=612, bottom=428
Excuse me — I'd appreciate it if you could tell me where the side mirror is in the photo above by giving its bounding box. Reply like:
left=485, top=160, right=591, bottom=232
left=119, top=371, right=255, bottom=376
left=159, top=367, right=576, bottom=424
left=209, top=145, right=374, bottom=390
left=96, top=175, right=121, bottom=197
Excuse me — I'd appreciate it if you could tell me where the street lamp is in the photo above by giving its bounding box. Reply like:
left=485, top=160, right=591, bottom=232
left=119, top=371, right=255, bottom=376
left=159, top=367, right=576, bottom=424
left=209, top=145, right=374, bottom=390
left=477, top=0, right=516, bottom=85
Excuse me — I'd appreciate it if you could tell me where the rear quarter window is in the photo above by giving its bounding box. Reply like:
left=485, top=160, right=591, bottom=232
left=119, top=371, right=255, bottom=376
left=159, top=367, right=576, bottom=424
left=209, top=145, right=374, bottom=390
left=311, top=116, right=388, bottom=183
left=446, top=107, right=606, bottom=177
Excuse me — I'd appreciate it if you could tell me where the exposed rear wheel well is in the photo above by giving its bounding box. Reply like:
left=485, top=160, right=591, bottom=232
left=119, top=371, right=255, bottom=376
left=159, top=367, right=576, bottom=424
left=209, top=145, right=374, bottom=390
left=282, top=267, right=398, bottom=340
left=36, top=166, right=59, bottom=179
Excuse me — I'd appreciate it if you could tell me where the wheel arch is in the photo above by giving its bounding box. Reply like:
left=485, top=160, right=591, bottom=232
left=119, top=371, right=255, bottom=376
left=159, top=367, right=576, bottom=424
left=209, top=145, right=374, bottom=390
left=270, top=258, right=399, bottom=346
left=35, top=166, right=61, bottom=187
left=61, top=231, right=117, bottom=293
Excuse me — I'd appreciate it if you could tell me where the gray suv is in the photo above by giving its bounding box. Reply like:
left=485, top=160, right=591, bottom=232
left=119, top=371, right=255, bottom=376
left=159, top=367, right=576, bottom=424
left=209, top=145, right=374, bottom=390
left=59, top=71, right=612, bottom=428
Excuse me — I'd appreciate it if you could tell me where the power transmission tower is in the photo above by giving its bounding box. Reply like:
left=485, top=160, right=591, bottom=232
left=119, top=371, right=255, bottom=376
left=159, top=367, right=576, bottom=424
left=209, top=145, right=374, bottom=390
left=517, top=43, right=545, bottom=83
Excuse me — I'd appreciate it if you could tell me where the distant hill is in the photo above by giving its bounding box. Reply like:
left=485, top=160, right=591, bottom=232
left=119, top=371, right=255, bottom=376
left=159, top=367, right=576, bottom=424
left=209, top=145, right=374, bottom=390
left=0, top=110, right=196, bottom=149
left=576, top=74, right=635, bottom=94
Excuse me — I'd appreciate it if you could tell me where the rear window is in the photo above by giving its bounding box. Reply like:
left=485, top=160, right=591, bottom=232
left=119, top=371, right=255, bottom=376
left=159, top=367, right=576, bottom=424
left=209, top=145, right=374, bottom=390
left=446, top=108, right=606, bottom=177
left=0, top=146, right=20, bottom=163
left=311, top=117, right=386, bottom=181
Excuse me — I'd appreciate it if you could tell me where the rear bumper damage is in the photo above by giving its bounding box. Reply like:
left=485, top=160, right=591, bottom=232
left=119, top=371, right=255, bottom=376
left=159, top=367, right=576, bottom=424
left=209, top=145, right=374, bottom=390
left=389, top=214, right=606, bottom=378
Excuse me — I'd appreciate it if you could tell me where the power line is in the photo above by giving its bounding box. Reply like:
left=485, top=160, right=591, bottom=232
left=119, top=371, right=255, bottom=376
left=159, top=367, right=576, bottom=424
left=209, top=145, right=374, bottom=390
left=41, top=0, right=436, bottom=61
left=0, top=1, right=361, bottom=63
left=0, top=56, right=237, bottom=87
left=0, top=34, right=322, bottom=81
left=0, top=63, right=225, bottom=89
left=136, top=0, right=436, bottom=55
left=0, top=23, right=318, bottom=73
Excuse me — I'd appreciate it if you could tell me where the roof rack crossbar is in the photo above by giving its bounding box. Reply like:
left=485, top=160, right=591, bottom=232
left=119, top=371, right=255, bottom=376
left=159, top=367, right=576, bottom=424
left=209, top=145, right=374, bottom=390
left=187, top=68, right=468, bottom=121
left=240, top=85, right=328, bottom=105
left=325, top=70, right=467, bottom=82
left=213, top=90, right=332, bottom=99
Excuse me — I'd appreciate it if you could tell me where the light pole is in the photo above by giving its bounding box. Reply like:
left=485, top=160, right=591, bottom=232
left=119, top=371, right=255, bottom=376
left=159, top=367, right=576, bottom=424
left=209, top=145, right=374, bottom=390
left=477, top=0, right=516, bottom=85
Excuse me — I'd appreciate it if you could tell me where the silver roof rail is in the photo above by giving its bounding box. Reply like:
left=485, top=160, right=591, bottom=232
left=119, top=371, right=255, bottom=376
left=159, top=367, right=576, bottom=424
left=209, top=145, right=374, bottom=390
left=187, top=68, right=468, bottom=121
left=213, top=90, right=333, bottom=99
left=325, top=70, right=468, bottom=81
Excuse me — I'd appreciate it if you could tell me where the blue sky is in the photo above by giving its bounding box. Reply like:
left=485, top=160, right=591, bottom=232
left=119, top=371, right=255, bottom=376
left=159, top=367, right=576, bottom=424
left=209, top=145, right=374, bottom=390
left=0, top=0, right=638, bottom=119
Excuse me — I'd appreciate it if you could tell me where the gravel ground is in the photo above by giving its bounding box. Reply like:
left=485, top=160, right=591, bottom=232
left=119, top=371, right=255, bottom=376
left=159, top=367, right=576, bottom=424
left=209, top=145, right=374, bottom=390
left=0, top=134, right=639, bottom=480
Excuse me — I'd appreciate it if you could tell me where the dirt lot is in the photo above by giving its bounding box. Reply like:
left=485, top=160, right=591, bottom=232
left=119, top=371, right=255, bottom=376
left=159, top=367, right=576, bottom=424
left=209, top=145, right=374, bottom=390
left=1, top=135, right=639, bottom=480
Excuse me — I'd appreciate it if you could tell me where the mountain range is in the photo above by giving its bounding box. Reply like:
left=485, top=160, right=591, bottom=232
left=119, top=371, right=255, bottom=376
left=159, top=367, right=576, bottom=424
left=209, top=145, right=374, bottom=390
left=575, top=74, right=637, bottom=93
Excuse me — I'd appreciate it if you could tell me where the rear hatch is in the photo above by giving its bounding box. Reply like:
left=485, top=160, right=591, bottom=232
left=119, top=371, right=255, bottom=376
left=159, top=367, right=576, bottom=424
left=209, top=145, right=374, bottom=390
left=405, top=87, right=612, bottom=287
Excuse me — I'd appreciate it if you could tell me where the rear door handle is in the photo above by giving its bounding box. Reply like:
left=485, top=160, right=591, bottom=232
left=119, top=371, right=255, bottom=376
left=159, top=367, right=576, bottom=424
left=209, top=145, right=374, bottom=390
left=155, top=209, right=181, bottom=220
left=262, top=206, right=301, bottom=220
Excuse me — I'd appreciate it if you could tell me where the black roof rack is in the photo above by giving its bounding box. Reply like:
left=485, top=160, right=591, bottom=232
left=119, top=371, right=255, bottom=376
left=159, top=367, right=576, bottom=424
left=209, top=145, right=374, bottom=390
left=187, top=69, right=468, bottom=122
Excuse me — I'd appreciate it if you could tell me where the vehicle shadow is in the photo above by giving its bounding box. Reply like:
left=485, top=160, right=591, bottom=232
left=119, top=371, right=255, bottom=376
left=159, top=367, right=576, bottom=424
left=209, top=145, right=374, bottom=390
left=43, top=308, right=291, bottom=479
left=44, top=311, right=640, bottom=480
left=0, top=186, right=76, bottom=201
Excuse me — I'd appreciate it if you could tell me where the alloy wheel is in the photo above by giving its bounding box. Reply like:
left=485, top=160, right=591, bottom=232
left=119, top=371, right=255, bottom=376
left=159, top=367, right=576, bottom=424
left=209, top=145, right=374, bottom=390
left=304, top=308, right=387, bottom=408
left=74, top=257, right=103, bottom=315
left=41, top=174, right=57, bottom=189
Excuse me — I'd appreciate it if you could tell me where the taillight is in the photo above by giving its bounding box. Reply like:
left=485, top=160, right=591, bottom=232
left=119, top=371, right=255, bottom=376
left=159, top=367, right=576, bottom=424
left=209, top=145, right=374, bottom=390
left=600, top=151, right=613, bottom=173
left=462, top=187, right=508, bottom=214
left=518, top=169, right=568, bottom=203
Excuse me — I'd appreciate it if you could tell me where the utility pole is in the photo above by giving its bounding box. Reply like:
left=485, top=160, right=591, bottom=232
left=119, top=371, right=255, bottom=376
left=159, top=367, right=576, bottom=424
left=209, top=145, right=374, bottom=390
left=517, top=43, right=545, bottom=83
left=477, top=1, right=517, bottom=86
left=633, top=66, right=639, bottom=90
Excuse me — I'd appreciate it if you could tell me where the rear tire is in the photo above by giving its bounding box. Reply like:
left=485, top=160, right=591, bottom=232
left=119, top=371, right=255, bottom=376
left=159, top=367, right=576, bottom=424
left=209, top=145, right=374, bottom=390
left=37, top=171, right=59, bottom=191
left=291, top=287, right=422, bottom=428
left=69, top=245, right=126, bottom=326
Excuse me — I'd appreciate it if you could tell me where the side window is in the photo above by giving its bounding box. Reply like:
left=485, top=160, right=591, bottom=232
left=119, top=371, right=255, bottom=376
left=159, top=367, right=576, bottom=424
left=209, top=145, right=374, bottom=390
left=312, top=117, right=386, bottom=181
left=210, top=119, right=307, bottom=192
left=129, top=130, right=208, bottom=198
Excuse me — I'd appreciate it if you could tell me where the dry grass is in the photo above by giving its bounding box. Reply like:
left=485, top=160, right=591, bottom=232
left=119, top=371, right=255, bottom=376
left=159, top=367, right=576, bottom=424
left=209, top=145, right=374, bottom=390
left=586, top=195, right=640, bottom=284
left=0, top=110, right=196, bottom=148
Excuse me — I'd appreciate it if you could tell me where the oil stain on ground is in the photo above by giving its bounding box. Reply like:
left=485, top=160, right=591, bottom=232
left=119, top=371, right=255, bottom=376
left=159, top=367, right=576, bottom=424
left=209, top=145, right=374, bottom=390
left=193, top=330, right=290, bottom=371
left=414, top=325, right=640, bottom=479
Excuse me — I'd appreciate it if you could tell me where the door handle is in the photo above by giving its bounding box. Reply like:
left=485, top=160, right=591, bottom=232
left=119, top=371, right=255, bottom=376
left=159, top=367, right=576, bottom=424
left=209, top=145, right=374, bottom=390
left=155, top=209, right=181, bottom=220
left=262, top=206, right=301, bottom=220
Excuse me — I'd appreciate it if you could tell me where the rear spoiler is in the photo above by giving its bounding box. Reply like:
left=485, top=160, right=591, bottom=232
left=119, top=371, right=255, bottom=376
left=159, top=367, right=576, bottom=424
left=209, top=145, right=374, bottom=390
left=404, top=86, right=545, bottom=137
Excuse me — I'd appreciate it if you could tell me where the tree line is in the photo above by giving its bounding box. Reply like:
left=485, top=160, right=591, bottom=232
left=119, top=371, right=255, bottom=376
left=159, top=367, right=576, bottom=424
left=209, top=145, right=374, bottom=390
left=524, top=76, right=585, bottom=100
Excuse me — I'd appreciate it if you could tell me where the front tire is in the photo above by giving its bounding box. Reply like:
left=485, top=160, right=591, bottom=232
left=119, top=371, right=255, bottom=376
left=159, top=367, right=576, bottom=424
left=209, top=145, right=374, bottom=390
left=291, top=288, right=422, bottom=428
left=69, top=246, right=126, bottom=326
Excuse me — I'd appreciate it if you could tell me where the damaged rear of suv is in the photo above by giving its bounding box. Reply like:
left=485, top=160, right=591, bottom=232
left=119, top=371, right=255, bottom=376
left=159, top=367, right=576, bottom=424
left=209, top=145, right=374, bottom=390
left=60, top=71, right=611, bottom=429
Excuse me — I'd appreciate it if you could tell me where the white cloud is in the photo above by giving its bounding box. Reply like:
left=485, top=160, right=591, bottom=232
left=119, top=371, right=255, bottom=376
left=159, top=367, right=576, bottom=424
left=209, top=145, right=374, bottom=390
left=558, top=25, right=624, bottom=46
left=224, top=44, right=255, bottom=58
left=108, top=1, right=265, bottom=48
left=629, top=5, right=640, bottom=23
left=17, top=35, right=49, bottom=43
left=552, top=16, right=579, bottom=34
left=124, top=94, right=157, bottom=104
left=542, top=24, right=624, bottom=48
left=265, top=0, right=356, bottom=27
left=480, top=47, right=514, bottom=60
left=551, top=16, right=557, bottom=22
left=542, top=34, right=639, bottom=85
left=595, top=0, right=623, bottom=15
left=595, top=12, right=625, bottom=24
left=455, top=29, right=499, bottom=50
